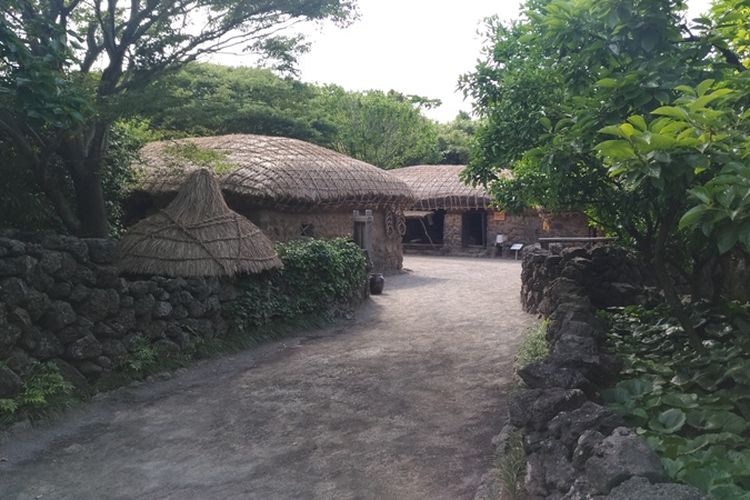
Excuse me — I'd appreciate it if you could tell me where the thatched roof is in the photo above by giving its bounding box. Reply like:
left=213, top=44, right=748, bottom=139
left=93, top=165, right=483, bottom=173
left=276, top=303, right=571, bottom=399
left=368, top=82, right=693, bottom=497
left=390, top=165, right=495, bottom=211
left=135, top=134, right=415, bottom=209
left=119, top=168, right=282, bottom=277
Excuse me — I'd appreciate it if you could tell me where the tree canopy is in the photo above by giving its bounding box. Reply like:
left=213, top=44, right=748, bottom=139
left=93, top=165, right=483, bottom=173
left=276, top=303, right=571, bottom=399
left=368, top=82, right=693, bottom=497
left=0, top=0, right=356, bottom=236
left=135, top=63, right=465, bottom=169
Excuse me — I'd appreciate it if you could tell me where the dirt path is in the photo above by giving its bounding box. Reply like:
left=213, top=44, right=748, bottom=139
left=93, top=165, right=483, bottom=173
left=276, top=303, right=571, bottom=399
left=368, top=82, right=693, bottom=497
left=0, top=256, right=532, bottom=500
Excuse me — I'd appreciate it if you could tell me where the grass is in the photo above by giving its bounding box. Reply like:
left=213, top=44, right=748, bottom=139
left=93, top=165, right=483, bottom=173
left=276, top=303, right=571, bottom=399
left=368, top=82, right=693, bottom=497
left=496, top=428, right=528, bottom=499
left=515, top=319, right=549, bottom=372
left=478, top=321, right=550, bottom=499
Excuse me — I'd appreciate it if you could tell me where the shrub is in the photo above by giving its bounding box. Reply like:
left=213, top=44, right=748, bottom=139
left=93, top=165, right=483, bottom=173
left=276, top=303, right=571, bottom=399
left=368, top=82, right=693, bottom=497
left=230, top=237, right=367, bottom=333
left=0, top=362, right=74, bottom=424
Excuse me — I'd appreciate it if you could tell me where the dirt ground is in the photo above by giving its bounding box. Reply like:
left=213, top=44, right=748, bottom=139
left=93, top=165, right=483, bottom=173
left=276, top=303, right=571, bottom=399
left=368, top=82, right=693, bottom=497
left=0, top=256, right=532, bottom=500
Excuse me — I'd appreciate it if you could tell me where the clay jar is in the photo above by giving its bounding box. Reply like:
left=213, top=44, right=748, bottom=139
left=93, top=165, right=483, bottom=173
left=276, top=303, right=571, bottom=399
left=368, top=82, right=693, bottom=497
left=369, top=273, right=385, bottom=295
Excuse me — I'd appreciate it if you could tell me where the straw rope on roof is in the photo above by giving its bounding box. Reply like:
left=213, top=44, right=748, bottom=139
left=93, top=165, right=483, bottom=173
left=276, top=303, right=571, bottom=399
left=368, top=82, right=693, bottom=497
left=135, top=134, right=415, bottom=210
left=119, top=168, right=282, bottom=278
left=390, top=165, right=496, bottom=211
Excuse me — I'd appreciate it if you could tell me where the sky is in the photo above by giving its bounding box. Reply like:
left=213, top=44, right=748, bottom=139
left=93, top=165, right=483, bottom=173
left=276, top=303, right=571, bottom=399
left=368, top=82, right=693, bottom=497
left=212, top=0, right=715, bottom=123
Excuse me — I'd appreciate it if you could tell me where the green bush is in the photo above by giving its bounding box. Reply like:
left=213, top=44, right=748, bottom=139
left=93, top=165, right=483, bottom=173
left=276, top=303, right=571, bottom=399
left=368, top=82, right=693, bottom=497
left=603, top=303, right=750, bottom=499
left=229, top=238, right=367, bottom=333
left=0, top=362, right=74, bottom=424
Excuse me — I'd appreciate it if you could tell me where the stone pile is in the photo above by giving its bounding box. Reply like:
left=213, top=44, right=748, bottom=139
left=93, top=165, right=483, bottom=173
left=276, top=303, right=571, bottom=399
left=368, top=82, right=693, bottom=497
left=483, top=246, right=706, bottom=499
left=0, top=232, right=236, bottom=397
left=521, top=246, right=649, bottom=314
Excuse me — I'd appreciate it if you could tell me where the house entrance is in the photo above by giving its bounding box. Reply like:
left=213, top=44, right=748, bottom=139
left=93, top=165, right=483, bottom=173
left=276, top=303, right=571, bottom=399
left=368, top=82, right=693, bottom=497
left=462, top=210, right=486, bottom=247
left=403, top=209, right=445, bottom=246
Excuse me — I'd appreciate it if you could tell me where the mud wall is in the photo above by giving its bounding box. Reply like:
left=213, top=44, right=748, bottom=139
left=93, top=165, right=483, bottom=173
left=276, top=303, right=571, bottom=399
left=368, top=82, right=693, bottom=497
left=242, top=209, right=404, bottom=273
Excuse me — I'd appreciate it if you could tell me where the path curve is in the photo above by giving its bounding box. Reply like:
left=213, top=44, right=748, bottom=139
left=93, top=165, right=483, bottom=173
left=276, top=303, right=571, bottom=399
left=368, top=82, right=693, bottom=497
left=0, top=256, right=532, bottom=500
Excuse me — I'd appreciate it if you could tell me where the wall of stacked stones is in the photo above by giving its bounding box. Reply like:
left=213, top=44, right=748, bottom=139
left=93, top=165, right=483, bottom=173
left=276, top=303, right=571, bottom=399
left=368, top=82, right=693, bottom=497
left=0, top=232, right=238, bottom=399
left=481, top=246, right=706, bottom=499
left=521, top=245, right=649, bottom=314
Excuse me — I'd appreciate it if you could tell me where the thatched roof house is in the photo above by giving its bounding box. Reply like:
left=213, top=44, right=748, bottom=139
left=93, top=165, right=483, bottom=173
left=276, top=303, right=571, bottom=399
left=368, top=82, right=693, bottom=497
left=390, top=164, right=492, bottom=210
left=391, top=164, right=589, bottom=255
left=135, top=134, right=414, bottom=210
left=128, top=134, right=415, bottom=272
left=119, top=168, right=281, bottom=277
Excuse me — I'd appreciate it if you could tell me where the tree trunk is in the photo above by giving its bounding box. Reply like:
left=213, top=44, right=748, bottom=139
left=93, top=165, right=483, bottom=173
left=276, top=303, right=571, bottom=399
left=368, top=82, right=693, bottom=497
left=653, top=204, right=704, bottom=352
left=71, top=169, right=110, bottom=237
left=62, top=125, right=111, bottom=237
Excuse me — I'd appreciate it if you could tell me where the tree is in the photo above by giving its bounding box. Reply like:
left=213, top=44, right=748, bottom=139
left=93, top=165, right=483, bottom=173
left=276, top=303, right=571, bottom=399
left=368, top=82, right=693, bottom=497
left=436, top=111, right=477, bottom=165
left=0, top=0, right=356, bottom=236
left=134, top=63, right=337, bottom=145
left=317, top=87, right=441, bottom=169
left=461, top=0, right=750, bottom=340
left=132, top=63, right=445, bottom=169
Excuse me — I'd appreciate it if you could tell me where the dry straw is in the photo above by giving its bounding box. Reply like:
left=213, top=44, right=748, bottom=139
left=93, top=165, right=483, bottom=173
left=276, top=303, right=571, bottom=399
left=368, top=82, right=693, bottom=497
left=390, top=165, right=496, bottom=211
left=136, top=134, right=416, bottom=209
left=119, top=168, right=282, bottom=277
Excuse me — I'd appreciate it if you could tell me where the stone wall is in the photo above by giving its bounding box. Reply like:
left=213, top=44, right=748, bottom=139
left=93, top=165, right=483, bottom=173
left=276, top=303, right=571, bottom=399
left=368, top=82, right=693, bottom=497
left=0, top=232, right=237, bottom=398
left=521, top=246, right=649, bottom=314
left=243, top=209, right=403, bottom=273
left=476, top=246, right=705, bottom=499
left=443, top=213, right=464, bottom=252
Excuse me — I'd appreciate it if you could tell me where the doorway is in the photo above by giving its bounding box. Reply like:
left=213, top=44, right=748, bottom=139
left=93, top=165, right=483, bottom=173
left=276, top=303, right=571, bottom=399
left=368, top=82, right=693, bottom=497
left=462, top=210, right=486, bottom=247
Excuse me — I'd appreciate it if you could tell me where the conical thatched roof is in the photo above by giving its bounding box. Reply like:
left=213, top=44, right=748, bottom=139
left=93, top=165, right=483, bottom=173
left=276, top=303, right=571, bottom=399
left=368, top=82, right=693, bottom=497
left=119, top=168, right=282, bottom=277
left=390, top=165, right=501, bottom=211
left=134, top=134, right=415, bottom=210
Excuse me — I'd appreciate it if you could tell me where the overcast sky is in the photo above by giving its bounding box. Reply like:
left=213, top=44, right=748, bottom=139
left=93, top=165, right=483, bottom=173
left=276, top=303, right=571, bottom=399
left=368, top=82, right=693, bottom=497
left=212, top=0, right=715, bottom=123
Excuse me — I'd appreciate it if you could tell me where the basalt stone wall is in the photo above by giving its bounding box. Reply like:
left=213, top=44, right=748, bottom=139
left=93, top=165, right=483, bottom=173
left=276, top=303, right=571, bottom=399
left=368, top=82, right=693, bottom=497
left=481, top=247, right=706, bottom=499
left=521, top=245, right=650, bottom=314
left=0, top=232, right=238, bottom=398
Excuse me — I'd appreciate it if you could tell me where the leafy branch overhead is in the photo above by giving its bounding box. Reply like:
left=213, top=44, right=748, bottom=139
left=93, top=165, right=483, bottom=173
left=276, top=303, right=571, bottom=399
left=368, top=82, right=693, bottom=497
left=596, top=79, right=750, bottom=256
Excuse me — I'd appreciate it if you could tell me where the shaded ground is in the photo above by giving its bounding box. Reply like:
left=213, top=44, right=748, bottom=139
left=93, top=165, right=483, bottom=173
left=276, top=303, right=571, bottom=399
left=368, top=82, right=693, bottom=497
left=0, top=256, right=532, bottom=500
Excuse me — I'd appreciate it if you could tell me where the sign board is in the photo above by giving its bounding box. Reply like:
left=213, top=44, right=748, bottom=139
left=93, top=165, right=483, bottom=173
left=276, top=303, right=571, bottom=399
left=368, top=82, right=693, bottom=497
left=510, top=243, right=524, bottom=251
left=493, top=211, right=507, bottom=221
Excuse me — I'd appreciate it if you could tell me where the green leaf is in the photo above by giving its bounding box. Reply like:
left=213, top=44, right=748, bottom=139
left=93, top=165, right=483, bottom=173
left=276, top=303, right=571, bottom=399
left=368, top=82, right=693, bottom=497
left=617, top=378, right=654, bottom=397
left=679, top=205, right=708, bottom=230
left=597, top=78, right=619, bottom=88
left=717, top=227, right=739, bottom=254
left=705, top=411, right=748, bottom=434
left=627, top=115, right=647, bottom=132
left=596, top=140, right=636, bottom=160
left=661, top=392, right=700, bottom=409
left=696, top=79, right=716, bottom=97
left=619, top=123, right=636, bottom=138
left=650, top=408, right=687, bottom=433
left=599, top=125, right=626, bottom=137
left=651, top=106, right=689, bottom=120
